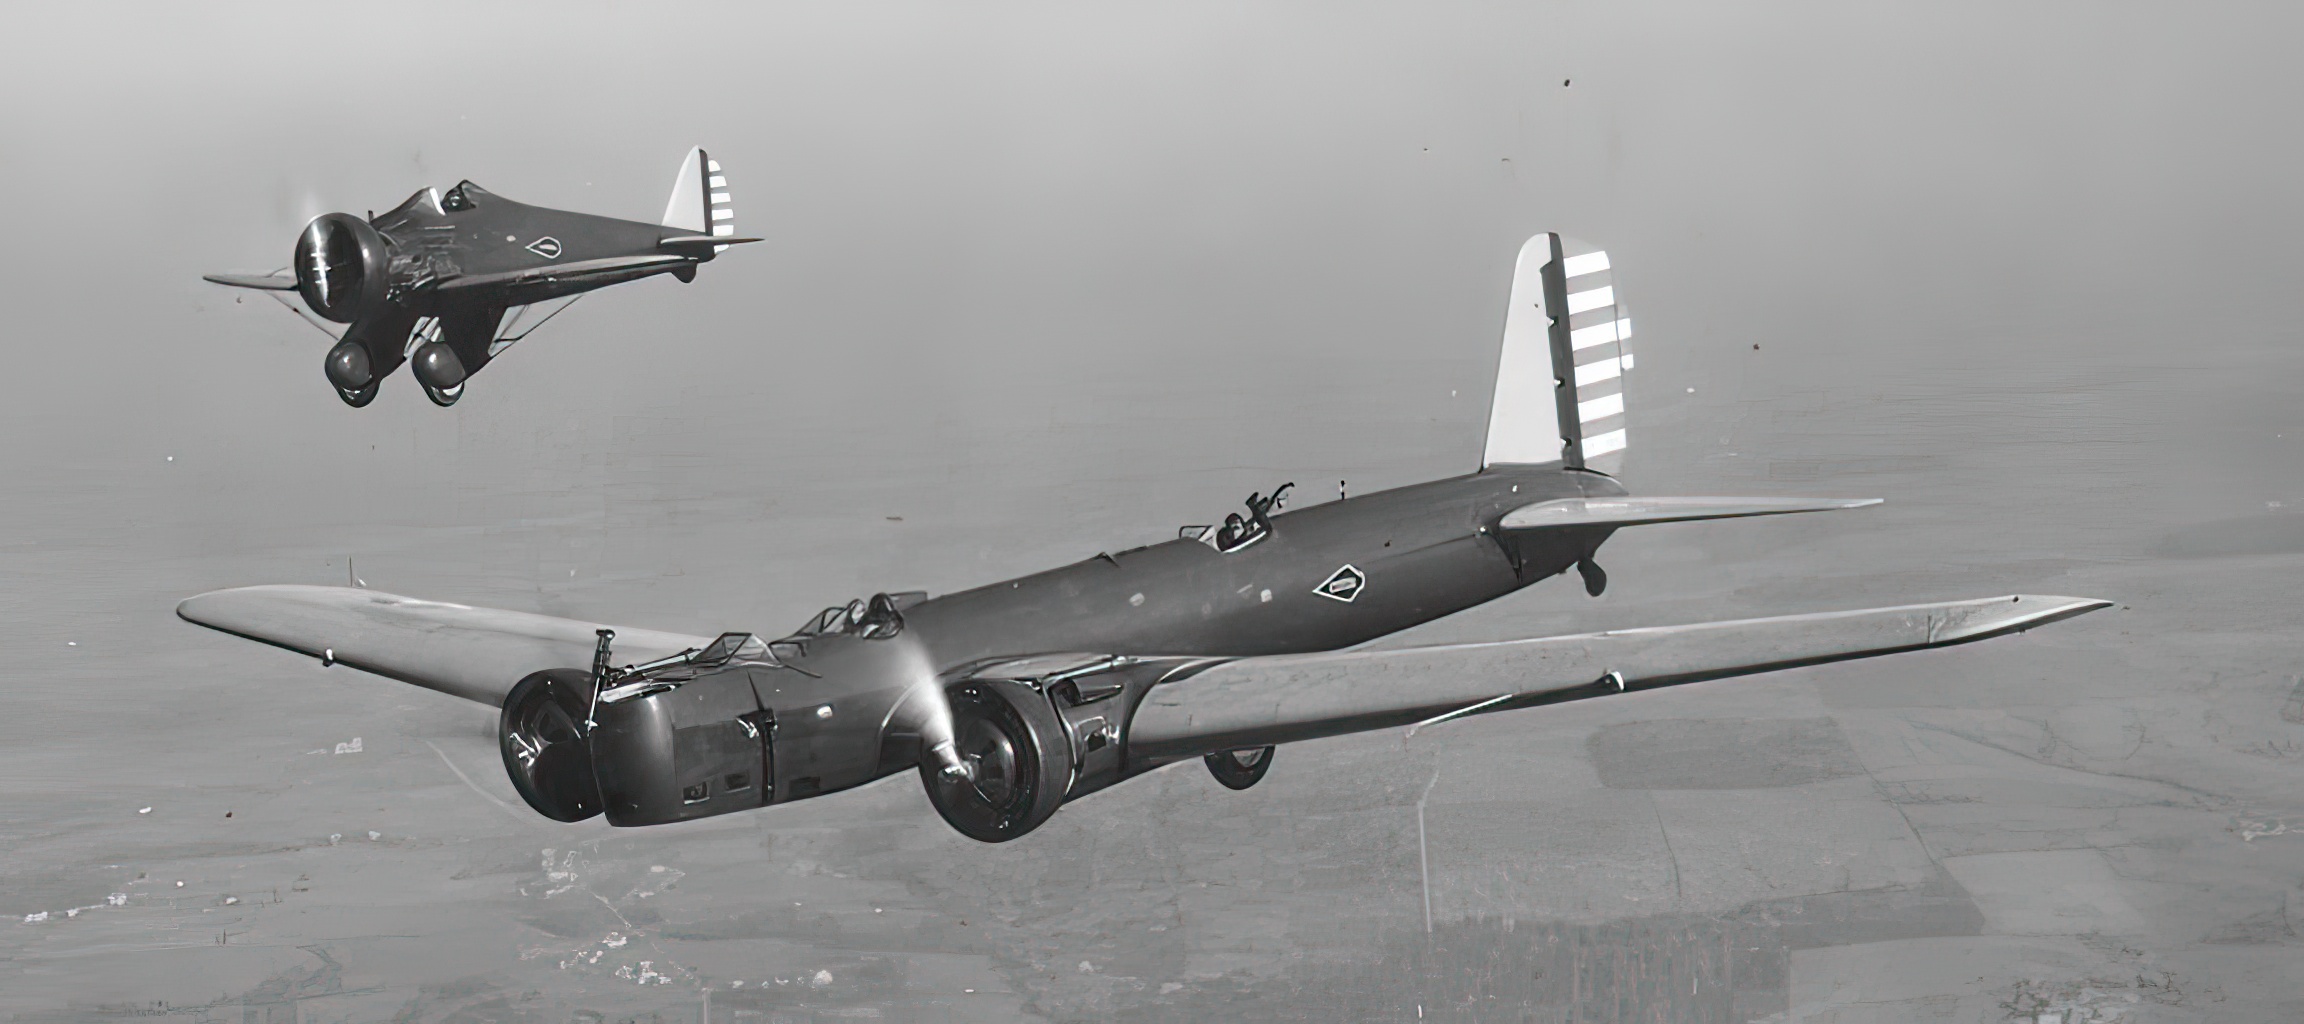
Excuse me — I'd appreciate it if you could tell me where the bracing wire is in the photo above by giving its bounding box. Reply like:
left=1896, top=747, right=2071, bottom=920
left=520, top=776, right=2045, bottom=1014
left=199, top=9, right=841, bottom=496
left=495, top=293, right=585, bottom=345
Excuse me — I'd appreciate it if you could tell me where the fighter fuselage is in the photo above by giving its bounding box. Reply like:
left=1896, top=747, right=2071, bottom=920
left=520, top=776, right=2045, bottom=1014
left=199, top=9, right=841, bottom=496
left=365, top=183, right=712, bottom=309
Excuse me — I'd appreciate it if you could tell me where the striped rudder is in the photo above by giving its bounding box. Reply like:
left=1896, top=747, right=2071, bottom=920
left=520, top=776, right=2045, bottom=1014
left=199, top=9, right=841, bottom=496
left=1481, top=233, right=1633, bottom=473
left=660, top=147, right=737, bottom=250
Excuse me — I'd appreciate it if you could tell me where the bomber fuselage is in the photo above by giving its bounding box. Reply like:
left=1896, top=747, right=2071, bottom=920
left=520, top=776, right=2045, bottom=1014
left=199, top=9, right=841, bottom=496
left=736, top=463, right=1627, bottom=804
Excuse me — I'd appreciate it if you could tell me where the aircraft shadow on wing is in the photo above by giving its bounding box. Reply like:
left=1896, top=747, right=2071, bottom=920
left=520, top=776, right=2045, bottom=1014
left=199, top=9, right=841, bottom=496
left=204, top=147, right=759, bottom=408
left=178, top=232, right=2112, bottom=842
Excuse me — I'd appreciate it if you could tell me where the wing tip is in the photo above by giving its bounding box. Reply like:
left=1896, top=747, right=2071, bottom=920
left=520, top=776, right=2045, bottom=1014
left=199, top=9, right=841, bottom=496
left=1943, top=594, right=2115, bottom=642
left=176, top=588, right=241, bottom=628
left=203, top=272, right=299, bottom=291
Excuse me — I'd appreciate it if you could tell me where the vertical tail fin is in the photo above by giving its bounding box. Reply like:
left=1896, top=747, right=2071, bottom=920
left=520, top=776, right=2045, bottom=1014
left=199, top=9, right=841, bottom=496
left=659, top=147, right=736, bottom=249
left=1480, top=233, right=1633, bottom=473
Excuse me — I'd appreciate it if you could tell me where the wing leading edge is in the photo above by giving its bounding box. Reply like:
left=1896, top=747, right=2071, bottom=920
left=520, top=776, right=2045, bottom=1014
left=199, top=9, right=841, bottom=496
left=1127, top=594, right=2110, bottom=759
left=176, top=585, right=710, bottom=707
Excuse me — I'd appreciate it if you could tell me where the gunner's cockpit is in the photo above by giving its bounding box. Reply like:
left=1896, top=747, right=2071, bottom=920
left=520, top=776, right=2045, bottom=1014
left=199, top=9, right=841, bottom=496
left=1180, top=482, right=1293, bottom=554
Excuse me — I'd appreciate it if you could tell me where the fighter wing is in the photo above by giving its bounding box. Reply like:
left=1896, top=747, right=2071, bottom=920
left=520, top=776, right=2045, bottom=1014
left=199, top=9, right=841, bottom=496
left=431, top=254, right=693, bottom=295
left=176, top=585, right=711, bottom=707
left=1499, top=496, right=1880, bottom=531
left=202, top=272, right=299, bottom=291
left=1125, top=594, right=2109, bottom=759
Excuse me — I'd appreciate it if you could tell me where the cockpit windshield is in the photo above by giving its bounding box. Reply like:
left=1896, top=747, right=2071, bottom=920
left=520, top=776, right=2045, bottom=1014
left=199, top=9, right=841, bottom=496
left=694, top=632, right=756, bottom=665
left=596, top=632, right=768, bottom=703
left=375, top=188, right=444, bottom=225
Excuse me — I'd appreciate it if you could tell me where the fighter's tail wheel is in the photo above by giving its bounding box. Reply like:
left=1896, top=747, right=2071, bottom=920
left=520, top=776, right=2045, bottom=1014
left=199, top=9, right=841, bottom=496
left=499, top=670, right=603, bottom=822
left=1205, top=746, right=1275, bottom=790
left=919, top=681, right=1070, bottom=842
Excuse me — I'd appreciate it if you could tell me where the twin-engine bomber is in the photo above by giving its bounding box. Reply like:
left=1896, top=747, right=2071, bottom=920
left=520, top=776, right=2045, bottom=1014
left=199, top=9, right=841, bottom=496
left=178, top=233, right=2110, bottom=842
left=204, top=147, right=758, bottom=408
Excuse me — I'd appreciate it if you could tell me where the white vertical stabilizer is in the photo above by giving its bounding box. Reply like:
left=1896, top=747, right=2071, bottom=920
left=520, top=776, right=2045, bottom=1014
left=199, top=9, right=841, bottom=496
left=1482, top=234, right=1560, bottom=467
left=661, top=147, right=708, bottom=233
left=1480, top=232, right=1633, bottom=473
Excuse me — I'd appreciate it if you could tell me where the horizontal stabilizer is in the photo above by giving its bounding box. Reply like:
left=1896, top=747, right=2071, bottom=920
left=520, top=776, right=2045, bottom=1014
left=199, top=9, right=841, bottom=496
left=1500, top=496, right=1880, bottom=531
left=177, top=585, right=710, bottom=707
left=1128, top=594, right=2110, bottom=759
left=657, top=235, right=762, bottom=251
left=203, top=272, right=298, bottom=291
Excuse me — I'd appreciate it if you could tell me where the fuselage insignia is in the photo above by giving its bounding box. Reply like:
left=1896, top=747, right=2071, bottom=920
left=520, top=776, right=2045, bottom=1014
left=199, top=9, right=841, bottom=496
left=1315, top=564, right=1366, bottom=603
left=525, top=237, right=563, bottom=259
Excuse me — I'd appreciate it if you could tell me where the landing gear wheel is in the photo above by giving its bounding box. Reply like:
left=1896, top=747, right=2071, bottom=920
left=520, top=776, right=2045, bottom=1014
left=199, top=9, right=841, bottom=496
left=1205, top=746, right=1275, bottom=790
left=423, top=382, right=464, bottom=407
left=498, top=670, right=602, bottom=822
left=919, top=681, right=1070, bottom=842
left=335, top=381, right=381, bottom=408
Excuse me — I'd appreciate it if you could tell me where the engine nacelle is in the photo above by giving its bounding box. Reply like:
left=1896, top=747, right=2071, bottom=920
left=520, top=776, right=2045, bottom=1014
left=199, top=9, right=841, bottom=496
left=293, top=213, right=391, bottom=324
left=917, top=679, right=1073, bottom=842
left=912, top=658, right=1282, bottom=842
left=499, top=665, right=774, bottom=827
left=498, top=670, right=604, bottom=822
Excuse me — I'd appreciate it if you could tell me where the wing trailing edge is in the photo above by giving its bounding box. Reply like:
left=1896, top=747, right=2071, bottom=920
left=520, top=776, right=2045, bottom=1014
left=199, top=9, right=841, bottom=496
left=176, top=585, right=710, bottom=707
left=1499, top=496, right=1881, bottom=531
left=1127, top=594, right=2111, bottom=759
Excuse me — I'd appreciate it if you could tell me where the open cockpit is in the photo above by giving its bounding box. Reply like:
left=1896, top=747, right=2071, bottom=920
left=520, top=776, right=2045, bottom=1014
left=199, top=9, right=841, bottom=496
left=1180, top=482, right=1293, bottom=554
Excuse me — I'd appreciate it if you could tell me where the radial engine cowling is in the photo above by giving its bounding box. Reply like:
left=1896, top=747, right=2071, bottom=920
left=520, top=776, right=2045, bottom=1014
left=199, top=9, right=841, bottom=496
left=917, top=679, right=1078, bottom=843
left=498, top=666, right=773, bottom=827
left=293, top=213, right=392, bottom=324
left=498, top=670, right=603, bottom=821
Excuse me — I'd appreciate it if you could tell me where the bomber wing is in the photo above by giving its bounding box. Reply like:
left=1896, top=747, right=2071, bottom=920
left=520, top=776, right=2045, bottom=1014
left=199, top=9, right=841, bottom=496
left=1126, top=594, right=2109, bottom=760
left=176, top=585, right=710, bottom=707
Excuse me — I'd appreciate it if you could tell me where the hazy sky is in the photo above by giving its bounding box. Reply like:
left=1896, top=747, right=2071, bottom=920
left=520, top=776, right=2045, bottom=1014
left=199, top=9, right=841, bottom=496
left=5, top=5, right=2304, bottom=1016
left=2, top=0, right=2299, bottom=619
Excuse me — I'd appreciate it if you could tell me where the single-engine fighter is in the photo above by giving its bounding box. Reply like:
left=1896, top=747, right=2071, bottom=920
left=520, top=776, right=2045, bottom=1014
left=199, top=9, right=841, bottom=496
left=204, top=148, right=759, bottom=407
left=179, top=233, right=2110, bottom=842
